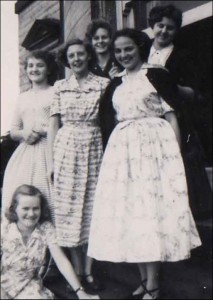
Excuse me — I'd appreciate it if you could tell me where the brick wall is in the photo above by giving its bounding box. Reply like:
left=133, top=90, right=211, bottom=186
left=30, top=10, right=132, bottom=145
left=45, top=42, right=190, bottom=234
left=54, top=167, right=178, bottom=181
left=18, top=0, right=60, bottom=92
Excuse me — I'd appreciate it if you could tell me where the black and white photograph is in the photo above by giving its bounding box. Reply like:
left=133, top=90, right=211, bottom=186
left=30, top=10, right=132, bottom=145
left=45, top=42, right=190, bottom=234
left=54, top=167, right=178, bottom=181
left=1, top=1, right=212, bottom=299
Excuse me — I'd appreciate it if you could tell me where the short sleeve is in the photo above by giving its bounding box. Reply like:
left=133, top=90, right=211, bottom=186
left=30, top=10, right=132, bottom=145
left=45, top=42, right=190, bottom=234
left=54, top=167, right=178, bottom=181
left=160, top=97, right=174, bottom=115
left=11, top=96, right=23, bottom=131
left=41, top=221, right=57, bottom=245
left=50, top=81, right=61, bottom=117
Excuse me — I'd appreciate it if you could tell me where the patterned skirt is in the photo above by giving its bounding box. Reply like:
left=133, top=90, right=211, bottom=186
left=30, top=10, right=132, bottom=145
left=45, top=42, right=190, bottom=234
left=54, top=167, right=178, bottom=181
left=2, top=138, right=54, bottom=221
left=53, top=124, right=103, bottom=247
left=88, top=117, right=201, bottom=262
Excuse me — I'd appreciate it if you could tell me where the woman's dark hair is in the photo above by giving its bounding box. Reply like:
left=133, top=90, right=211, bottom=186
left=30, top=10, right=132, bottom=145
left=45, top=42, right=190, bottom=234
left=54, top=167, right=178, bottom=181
left=112, top=28, right=152, bottom=62
left=57, top=38, right=94, bottom=68
left=85, top=19, right=113, bottom=43
left=148, top=5, right=182, bottom=30
left=5, top=184, right=51, bottom=224
left=24, top=50, right=59, bottom=85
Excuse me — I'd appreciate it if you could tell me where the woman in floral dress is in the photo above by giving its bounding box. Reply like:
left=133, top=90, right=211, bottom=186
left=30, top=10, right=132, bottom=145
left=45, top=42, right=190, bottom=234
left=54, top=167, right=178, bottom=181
left=48, top=39, right=109, bottom=293
left=1, top=50, right=58, bottom=222
left=1, top=184, right=99, bottom=299
left=88, top=29, right=201, bottom=299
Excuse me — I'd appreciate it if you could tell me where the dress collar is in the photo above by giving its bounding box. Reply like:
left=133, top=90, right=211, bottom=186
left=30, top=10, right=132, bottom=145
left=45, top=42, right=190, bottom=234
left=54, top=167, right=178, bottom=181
left=150, top=44, right=174, bottom=56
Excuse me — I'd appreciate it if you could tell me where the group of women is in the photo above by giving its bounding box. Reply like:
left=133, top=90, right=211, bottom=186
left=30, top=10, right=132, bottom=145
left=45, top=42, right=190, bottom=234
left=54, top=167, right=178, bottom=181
left=1, top=4, right=211, bottom=300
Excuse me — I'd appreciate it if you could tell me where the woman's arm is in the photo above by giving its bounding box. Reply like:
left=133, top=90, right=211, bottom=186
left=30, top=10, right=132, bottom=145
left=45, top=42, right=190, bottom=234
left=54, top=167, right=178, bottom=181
left=47, top=115, right=60, bottom=183
left=10, top=128, right=41, bottom=145
left=164, top=111, right=181, bottom=149
left=177, top=85, right=195, bottom=103
left=10, top=100, right=41, bottom=144
left=49, top=244, right=99, bottom=299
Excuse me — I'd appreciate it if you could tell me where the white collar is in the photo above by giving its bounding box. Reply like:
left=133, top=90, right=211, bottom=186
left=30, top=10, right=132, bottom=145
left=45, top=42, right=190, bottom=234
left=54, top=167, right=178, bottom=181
left=150, top=44, right=174, bottom=56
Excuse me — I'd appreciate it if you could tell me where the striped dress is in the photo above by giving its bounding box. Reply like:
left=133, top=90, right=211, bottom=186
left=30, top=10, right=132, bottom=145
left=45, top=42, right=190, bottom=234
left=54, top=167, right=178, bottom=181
left=2, top=88, right=54, bottom=220
left=51, top=73, right=109, bottom=247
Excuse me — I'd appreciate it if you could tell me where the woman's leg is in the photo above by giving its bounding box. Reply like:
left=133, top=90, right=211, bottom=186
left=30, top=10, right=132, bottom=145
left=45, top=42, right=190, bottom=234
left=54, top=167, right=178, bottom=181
left=143, top=262, right=160, bottom=299
left=132, top=263, right=147, bottom=295
left=81, top=245, right=102, bottom=292
left=69, top=246, right=84, bottom=276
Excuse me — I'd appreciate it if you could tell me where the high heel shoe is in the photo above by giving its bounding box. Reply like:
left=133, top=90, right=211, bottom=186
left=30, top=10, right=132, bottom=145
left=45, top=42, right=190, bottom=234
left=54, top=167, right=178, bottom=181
left=80, top=274, right=103, bottom=294
left=142, top=287, right=160, bottom=299
left=126, top=279, right=147, bottom=299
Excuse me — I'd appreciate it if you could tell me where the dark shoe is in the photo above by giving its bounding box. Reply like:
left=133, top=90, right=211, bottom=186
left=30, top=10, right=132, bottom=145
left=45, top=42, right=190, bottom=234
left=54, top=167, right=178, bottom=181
left=80, top=274, right=103, bottom=294
left=142, top=287, right=160, bottom=299
left=126, top=279, right=147, bottom=299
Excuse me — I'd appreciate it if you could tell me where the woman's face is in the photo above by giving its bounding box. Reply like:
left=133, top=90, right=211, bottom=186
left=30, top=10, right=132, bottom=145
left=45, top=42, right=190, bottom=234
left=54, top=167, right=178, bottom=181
left=26, top=57, right=48, bottom=83
left=92, top=28, right=111, bottom=54
left=153, top=17, right=178, bottom=47
left=67, top=44, right=89, bottom=75
left=114, top=36, right=142, bottom=71
left=16, top=195, right=41, bottom=230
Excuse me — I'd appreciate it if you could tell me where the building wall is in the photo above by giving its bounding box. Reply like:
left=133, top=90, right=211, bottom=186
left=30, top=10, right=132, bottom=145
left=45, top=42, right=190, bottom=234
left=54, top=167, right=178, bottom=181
left=63, top=0, right=91, bottom=77
left=64, top=0, right=91, bottom=41
left=18, top=0, right=60, bottom=92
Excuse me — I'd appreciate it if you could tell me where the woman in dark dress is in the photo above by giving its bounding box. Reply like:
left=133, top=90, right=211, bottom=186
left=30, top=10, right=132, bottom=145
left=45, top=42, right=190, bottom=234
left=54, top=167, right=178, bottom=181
left=85, top=19, right=121, bottom=79
left=146, top=4, right=212, bottom=222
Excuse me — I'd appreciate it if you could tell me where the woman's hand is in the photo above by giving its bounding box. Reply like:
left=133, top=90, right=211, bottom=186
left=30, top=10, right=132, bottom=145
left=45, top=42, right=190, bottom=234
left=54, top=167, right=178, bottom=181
left=22, top=129, right=41, bottom=145
left=109, top=63, right=120, bottom=79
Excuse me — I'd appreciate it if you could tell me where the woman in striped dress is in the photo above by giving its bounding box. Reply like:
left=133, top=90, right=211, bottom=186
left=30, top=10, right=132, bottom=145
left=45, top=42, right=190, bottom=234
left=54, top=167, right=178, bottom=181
left=2, top=50, right=58, bottom=222
left=48, top=39, right=109, bottom=293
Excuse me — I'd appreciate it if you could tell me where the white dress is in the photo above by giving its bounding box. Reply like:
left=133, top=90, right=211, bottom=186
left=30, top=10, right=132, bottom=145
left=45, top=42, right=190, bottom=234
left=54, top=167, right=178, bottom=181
left=88, top=66, right=201, bottom=263
left=2, top=88, right=54, bottom=220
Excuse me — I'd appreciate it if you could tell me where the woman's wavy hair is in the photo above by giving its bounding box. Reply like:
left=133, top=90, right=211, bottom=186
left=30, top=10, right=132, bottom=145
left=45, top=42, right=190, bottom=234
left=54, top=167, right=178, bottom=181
left=112, top=28, right=152, bottom=62
left=5, top=184, right=51, bottom=224
left=24, top=50, right=59, bottom=85
left=56, top=38, right=94, bottom=68
left=148, top=4, right=182, bottom=30
left=85, top=19, right=113, bottom=43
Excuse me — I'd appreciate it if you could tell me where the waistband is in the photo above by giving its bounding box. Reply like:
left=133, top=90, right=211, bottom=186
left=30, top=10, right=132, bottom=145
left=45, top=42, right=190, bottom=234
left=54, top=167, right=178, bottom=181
left=63, top=120, right=99, bottom=127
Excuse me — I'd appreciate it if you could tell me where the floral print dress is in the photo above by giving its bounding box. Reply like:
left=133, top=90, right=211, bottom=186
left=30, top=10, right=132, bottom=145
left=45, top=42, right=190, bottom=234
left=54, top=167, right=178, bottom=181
left=51, top=73, right=109, bottom=247
left=1, top=222, right=56, bottom=299
left=88, top=65, right=201, bottom=263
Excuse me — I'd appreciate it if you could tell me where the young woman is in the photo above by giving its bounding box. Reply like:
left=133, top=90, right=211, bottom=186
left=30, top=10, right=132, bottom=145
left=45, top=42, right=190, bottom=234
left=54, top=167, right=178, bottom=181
left=88, top=29, right=201, bottom=300
left=85, top=19, right=121, bottom=79
left=1, top=50, right=58, bottom=222
left=48, top=39, right=109, bottom=294
left=1, top=184, right=99, bottom=299
left=146, top=4, right=212, bottom=220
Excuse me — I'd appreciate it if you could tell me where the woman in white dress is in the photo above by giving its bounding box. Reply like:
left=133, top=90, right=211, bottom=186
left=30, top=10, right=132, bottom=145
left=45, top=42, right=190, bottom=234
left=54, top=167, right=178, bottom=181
left=88, top=29, right=201, bottom=299
left=1, top=50, right=58, bottom=222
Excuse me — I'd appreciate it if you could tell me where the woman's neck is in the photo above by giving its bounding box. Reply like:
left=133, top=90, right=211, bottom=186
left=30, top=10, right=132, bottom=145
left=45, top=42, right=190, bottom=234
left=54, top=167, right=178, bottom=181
left=153, top=40, right=172, bottom=50
left=75, top=69, right=89, bottom=88
left=75, top=69, right=89, bottom=81
left=126, top=62, right=143, bottom=78
left=96, top=52, right=110, bottom=69
left=31, top=81, right=50, bottom=91
left=17, top=222, right=35, bottom=235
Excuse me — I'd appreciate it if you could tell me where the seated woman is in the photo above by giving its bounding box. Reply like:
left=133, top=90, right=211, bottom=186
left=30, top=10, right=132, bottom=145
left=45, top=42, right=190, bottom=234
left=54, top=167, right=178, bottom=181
left=1, top=184, right=99, bottom=299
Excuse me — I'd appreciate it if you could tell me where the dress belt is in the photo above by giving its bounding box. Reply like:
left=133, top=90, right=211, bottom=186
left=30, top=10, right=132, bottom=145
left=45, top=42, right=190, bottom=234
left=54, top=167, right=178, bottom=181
left=64, top=120, right=99, bottom=127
